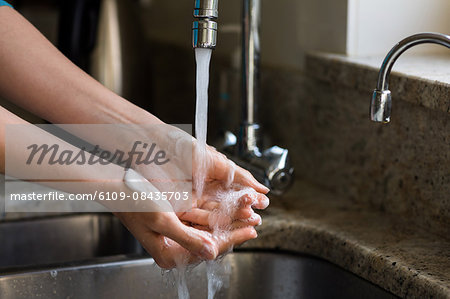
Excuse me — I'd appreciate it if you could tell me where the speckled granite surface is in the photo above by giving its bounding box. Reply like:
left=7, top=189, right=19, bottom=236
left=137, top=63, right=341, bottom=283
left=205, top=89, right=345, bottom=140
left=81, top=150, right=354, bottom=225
left=257, top=57, right=449, bottom=238
left=243, top=181, right=450, bottom=299
left=306, top=53, right=450, bottom=114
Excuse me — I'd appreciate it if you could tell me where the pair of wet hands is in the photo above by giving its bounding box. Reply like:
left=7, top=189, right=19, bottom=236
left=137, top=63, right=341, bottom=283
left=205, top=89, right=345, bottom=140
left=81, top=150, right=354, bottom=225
left=115, top=145, right=269, bottom=269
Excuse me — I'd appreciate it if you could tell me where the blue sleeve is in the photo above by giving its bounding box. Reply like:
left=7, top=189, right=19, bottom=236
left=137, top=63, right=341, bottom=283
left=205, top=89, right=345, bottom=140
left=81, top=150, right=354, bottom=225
left=0, top=0, right=12, bottom=8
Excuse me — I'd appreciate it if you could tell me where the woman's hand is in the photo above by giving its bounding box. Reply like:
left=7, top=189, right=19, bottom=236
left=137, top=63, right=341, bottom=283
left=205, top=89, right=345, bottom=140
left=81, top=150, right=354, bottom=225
left=118, top=140, right=270, bottom=269
left=178, top=183, right=269, bottom=230
left=180, top=144, right=269, bottom=228
left=193, top=143, right=270, bottom=194
left=114, top=211, right=258, bottom=269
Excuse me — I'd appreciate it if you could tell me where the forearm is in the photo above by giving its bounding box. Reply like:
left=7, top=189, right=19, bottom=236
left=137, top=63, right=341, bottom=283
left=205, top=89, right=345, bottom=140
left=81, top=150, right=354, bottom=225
left=0, top=7, right=162, bottom=126
left=0, top=105, right=132, bottom=209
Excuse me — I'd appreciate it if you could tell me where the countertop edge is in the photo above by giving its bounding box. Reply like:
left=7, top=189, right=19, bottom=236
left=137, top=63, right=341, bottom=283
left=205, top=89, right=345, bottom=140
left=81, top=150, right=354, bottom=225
left=240, top=197, right=450, bottom=299
left=305, top=52, right=450, bottom=115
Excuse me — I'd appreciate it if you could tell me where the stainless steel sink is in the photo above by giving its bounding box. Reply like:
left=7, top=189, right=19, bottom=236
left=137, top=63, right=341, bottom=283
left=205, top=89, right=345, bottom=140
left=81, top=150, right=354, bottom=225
left=0, top=214, right=143, bottom=270
left=0, top=214, right=398, bottom=298
left=0, top=253, right=397, bottom=299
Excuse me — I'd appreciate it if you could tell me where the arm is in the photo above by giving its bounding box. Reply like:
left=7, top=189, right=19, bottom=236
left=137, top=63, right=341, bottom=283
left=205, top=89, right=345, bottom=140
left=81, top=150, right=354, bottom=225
left=0, top=105, right=259, bottom=268
left=0, top=6, right=269, bottom=268
left=0, top=6, right=158, bottom=126
left=0, top=6, right=268, bottom=193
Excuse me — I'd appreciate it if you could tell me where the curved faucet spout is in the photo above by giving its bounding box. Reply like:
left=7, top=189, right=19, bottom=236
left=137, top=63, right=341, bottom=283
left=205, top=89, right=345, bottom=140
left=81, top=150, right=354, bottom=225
left=370, top=32, right=450, bottom=123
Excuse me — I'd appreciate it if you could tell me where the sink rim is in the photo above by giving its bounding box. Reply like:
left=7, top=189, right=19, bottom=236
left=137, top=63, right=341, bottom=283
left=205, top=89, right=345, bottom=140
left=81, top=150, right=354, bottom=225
left=0, top=249, right=399, bottom=299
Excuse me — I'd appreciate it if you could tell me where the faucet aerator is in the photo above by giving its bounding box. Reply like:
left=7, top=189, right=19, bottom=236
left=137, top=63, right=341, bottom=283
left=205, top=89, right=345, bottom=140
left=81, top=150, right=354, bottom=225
left=370, top=90, right=392, bottom=123
left=192, top=0, right=218, bottom=49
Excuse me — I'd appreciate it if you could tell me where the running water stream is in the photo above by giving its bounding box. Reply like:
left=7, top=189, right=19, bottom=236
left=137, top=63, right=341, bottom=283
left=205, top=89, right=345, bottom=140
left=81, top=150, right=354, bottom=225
left=172, top=48, right=251, bottom=299
left=194, top=48, right=212, bottom=197
left=194, top=47, right=227, bottom=299
left=172, top=48, right=221, bottom=299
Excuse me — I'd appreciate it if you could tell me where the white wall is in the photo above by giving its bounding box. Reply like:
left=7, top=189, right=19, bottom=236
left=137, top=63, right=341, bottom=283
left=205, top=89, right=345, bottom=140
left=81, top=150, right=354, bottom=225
left=347, top=0, right=450, bottom=56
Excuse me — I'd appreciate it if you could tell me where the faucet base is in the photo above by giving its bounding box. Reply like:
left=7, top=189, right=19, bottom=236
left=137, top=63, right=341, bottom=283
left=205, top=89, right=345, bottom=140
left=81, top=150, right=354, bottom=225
left=219, top=131, right=294, bottom=195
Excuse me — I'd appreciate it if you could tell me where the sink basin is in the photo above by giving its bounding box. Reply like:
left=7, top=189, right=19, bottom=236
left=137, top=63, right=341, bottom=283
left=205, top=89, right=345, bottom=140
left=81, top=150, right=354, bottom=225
left=0, top=214, right=397, bottom=298
left=0, top=251, right=397, bottom=299
left=0, top=214, right=143, bottom=270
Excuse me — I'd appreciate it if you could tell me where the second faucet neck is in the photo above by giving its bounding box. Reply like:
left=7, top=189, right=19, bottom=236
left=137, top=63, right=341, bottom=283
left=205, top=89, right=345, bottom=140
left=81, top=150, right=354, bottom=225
left=371, top=32, right=450, bottom=123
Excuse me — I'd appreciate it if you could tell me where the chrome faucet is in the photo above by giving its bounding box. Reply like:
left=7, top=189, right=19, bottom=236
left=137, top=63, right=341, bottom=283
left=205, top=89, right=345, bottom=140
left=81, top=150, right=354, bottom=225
left=370, top=32, right=450, bottom=123
left=192, top=0, right=218, bottom=49
left=192, top=0, right=294, bottom=194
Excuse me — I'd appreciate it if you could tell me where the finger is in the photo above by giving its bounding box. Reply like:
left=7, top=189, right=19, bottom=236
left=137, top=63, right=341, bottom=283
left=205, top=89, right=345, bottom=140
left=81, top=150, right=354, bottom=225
left=180, top=206, right=256, bottom=230
left=243, top=211, right=262, bottom=226
left=207, top=150, right=233, bottom=183
left=178, top=208, right=210, bottom=226
left=115, top=212, right=211, bottom=267
left=200, top=195, right=251, bottom=211
left=199, top=200, right=253, bottom=219
left=234, top=206, right=253, bottom=219
left=237, top=192, right=269, bottom=210
left=191, top=224, right=212, bottom=231
left=252, top=193, right=270, bottom=209
left=152, top=226, right=258, bottom=268
left=224, top=211, right=262, bottom=229
left=238, top=193, right=256, bottom=206
left=144, top=233, right=202, bottom=269
left=208, top=150, right=269, bottom=194
left=235, top=210, right=262, bottom=226
left=199, top=199, right=259, bottom=220
left=200, top=200, right=220, bottom=210
left=154, top=214, right=218, bottom=260
left=228, top=216, right=262, bottom=229
left=233, top=166, right=270, bottom=194
left=136, top=230, right=179, bottom=269
left=216, top=226, right=258, bottom=255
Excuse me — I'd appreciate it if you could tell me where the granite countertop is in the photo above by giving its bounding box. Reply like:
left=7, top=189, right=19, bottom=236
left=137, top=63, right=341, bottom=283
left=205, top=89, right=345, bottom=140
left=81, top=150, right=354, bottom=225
left=306, top=52, right=450, bottom=114
left=244, top=180, right=450, bottom=299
